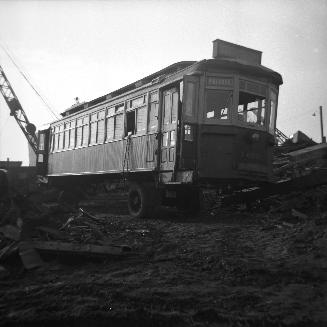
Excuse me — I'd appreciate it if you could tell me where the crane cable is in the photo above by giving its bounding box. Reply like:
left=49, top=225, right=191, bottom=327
left=0, top=42, right=60, bottom=120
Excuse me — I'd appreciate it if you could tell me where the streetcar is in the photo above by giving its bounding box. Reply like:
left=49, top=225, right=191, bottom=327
left=36, top=39, right=283, bottom=217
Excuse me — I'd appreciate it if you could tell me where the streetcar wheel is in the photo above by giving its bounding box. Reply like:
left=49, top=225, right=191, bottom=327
left=128, top=183, right=151, bottom=218
left=128, top=183, right=160, bottom=218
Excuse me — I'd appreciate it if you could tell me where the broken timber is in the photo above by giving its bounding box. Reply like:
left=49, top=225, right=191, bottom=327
left=221, top=168, right=327, bottom=206
left=31, top=241, right=131, bottom=257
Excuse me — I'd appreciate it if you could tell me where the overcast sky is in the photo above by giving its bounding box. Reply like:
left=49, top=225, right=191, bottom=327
left=0, top=0, right=326, bottom=164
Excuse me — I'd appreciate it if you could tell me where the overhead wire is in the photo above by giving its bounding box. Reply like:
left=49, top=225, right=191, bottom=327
left=0, top=41, right=60, bottom=120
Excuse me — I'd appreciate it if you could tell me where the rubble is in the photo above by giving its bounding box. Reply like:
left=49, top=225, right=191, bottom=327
left=0, top=265, right=9, bottom=279
left=0, top=141, right=326, bottom=326
left=19, top=241, right=43, bottom=270
left=0, top=186, right=132, bottom=270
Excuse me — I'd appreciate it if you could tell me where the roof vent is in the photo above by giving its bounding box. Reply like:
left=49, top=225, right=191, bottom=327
left=212, top=39, right=262, bottom=65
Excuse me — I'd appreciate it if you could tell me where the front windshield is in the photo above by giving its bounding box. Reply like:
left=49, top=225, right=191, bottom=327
left=237, top=92, right=266, bottom=126
left=237, top=80, right=267, bottom=127
left=206, top=90, right=233, bottom=120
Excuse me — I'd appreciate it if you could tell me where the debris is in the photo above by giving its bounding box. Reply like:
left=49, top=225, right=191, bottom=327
left=128, top=229, right=150, bottom=235
left=0, top=265, right=9, bottom=279
left=292, top=209, right=308, bottom=220
left=79, top=207, right=98, bottom=220
left=16, top=217, right=23, bottom=229
left=19, top=241, right=43, bottom=270
left=60, top=216, right=77, bottom=230
left=36, top=226, right=67, bottom=240
left=0, top=241, right=18, bottom=261
left=282, top=222, right=294, bottom=228
left=0, top=225, right=21, bottom=241
left=31, top=241, right=131, bottom=257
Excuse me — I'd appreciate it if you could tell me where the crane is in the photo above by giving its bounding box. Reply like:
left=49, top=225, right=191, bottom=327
left=0, top=65, right=38, bottom=154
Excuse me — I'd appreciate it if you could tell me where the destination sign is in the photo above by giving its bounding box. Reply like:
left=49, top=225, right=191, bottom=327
left=207, top=77, right=233, bottom=87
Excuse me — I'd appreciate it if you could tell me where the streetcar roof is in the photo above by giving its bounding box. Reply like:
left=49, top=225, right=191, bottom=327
left=60, top=58, right=282, bottom=118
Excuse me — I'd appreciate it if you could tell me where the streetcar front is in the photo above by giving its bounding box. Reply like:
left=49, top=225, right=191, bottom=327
left=178, top=40, right=283, bottom=189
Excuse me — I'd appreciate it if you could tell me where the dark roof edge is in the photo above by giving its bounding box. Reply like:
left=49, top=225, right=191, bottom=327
left=198, top=59, right=283, bottom=85
left=61, top=61, right=196, bottom=116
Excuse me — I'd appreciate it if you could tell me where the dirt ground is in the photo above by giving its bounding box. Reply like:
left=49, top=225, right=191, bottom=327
left=0, top=189, right=327, bottom=327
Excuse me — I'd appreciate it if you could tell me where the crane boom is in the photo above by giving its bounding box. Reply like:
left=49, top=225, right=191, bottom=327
left=0, top=65, right=38, bottom=154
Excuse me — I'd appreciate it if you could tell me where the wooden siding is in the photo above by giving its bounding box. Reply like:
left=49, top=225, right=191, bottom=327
left=48, top=134, right=157, bottom=176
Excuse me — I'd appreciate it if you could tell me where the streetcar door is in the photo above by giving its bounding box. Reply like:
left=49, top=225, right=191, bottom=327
left=160, top=87, right=179, bottom=172
left=36, top=128, right=50, bottom=176
left=179, top=75, right=199, bottom=169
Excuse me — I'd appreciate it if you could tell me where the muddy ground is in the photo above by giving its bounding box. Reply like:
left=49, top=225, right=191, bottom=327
left=0, top=189, right=327, bottom=327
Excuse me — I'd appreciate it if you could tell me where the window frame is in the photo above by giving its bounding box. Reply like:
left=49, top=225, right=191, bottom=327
left=268, top=87, right=279, bottom=135
left=105, top=103, right=125, bottom=142
left=126, top=94, right=147, bottom=137
left=203, top=74, right=235, bottom=124
left=147, top=91, right=159, bottom=133
left=236, top=77, right=268, bottom=131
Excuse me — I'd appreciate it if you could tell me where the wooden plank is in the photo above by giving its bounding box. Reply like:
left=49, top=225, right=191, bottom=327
left=31, top=241, right=131, bottom=257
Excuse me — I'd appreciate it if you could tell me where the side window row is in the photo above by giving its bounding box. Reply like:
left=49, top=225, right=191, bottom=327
left=51, top=92, right=159, bottom=152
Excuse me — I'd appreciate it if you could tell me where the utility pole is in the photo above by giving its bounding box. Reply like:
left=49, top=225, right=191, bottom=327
left=319, top=106, right=326, bottom=143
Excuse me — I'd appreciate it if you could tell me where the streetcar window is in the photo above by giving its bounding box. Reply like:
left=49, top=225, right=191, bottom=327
left=164, top=93, right=170, bottom=125
left=126, top=110, right=136, bottom=135
left=162, top=132, right=168, bottom=146
left=90, top=119, right=97, bottom=145
left=64, top=123, right=70, bottom=149
left=90, top=113, right=99, bottom=145
left=184, top=81, right=196, bottom=117
left=69, top=121, right=76, bottom=149
left=50, top=129, right=55, bottom=152
left=97, top=111, right=105, bottom=143
left=148, top=92, right=158, bottom=132
left=116, top=104, right=124, bottom=112
left=106, top=116, right=114, bottom=140
left=237, top=92, right=266, bottom=126
left=82, top=116, right=89, bottom=146
left=76, top=118, right=83, bottom=147
left=170, top=130, right=175, bottom=146
left=130, top=95, right=145, bottom=108
left=269, top=90, right=277, bottom=134
left=58, top=124, right=64, bottom=150
left=136, top=106, right=147, bottom=134
left=172, top=92, right=178, bottom=124
left=39, top=133, right=45, bottom=151
left=184, top=124, right=193, bottom=141
left=106, top=106, right=124, bottom=141
left=206, top=90, right=232, bottom=120
left=150, top=92, right=158, bottom=102
left=114, top=113, right=124, bottom=139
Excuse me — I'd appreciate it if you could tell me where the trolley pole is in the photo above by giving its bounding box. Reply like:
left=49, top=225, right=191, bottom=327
left=319, top=106, right=326, bottom=143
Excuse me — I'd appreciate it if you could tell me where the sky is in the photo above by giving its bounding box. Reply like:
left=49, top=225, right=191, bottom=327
left=0, top=0, right=326, bottom=165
